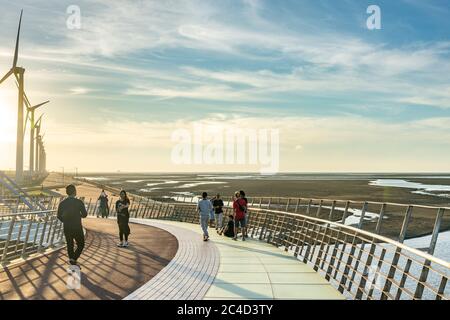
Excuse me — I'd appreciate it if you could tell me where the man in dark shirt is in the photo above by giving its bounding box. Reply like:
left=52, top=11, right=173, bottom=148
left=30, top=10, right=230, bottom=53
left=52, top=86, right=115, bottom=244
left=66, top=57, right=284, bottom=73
left=57, top=184, right=88, bottom=266
left=213, top=194, right=224, bottom=232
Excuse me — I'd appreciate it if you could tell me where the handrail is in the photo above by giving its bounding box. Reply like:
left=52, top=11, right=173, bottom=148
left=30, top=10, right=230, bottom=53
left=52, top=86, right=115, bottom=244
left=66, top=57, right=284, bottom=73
left=123, top=200, right=450, bottom=269
left=0, top=209, right=64, bottom=265
left=81, top=195, right=447, bottom=300
left=247, top=206, right=450, bottom=269
left=244, top=196, right=450, bottom=210
left=5, top=194, right=448, bottom=300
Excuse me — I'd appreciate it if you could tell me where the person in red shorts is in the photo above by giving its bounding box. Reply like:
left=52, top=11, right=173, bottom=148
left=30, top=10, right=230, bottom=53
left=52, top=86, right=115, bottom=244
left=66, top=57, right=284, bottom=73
left=233, top=191, right=247, bottom=241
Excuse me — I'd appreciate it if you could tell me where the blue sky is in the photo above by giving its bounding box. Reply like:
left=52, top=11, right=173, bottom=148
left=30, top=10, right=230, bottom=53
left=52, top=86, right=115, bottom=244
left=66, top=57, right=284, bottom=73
left=0, top=0, right=449, bottom=172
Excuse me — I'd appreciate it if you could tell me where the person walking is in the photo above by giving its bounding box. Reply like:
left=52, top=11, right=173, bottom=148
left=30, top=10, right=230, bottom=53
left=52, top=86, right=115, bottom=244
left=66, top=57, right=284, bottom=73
left=213, top=193, right=224, bottom=233
left=197, top=192, right=213, bottom=241
left=57, top=184, right=88, bottom=266
left=98, top=190, right=109, bottom=218
left=240, top=190, right=249, bottom=238
left=233, top=191, right=247, bottom=241
left=116, top=190, right=131, bottom=247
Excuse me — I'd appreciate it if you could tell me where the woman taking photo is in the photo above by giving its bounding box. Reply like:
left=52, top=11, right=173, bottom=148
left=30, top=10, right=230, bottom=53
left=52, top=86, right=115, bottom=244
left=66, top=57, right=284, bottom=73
left=116, top=190, right=131, bottom=247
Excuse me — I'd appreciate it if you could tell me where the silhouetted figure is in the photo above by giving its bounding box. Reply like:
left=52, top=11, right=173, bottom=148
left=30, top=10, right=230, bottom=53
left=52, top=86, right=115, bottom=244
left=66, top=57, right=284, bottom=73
left=116, top=190, right=131, bottom=247
left=213, top=193, right=224, bottom=232
left=98, top=190, right=109, bottom=218
left=220, top=214, right=235, bottom=238
left=57, top=184, right=87, bottom=266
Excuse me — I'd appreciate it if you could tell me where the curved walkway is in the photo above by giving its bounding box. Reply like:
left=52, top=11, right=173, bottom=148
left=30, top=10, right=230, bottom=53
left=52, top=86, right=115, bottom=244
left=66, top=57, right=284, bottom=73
left=128, top=219, right=344, bottom=300
left=0, top=219, right=178, bottom=300
left=125, top=220, right=220, bottom=300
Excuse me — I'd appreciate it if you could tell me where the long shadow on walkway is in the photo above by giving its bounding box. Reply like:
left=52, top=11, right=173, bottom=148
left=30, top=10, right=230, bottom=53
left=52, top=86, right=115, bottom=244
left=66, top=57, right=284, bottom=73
left=0, top=219, right=178, bottom=300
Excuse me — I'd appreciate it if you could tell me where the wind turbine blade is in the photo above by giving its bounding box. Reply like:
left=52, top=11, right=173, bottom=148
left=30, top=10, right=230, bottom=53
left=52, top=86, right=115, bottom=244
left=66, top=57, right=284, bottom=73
left=13, top=9, right=23, bottom=69
left=0, top=69, right=14, bottom=85
left=23, top=90, right=32, bottom=108
left=36, top=114, right=44, bottom=125
left=32, top=100, right=50, bottom=109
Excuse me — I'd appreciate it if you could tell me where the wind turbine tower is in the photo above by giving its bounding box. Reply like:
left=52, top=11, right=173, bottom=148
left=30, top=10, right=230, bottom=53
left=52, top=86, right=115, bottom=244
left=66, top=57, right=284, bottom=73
left=0, top=10, right=26, bottom=183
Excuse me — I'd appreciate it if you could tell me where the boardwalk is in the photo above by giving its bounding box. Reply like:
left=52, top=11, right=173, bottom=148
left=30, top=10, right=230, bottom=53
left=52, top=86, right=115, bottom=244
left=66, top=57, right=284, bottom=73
left=127, top=219, right=344, bottom=300
left=0, top=217, right=343, bottom=300
left=0, top=219, right=177, bottom=299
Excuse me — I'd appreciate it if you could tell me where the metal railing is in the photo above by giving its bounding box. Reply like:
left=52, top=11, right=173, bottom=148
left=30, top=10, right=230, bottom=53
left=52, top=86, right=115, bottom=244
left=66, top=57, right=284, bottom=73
left=81, top=195, right=449, bottom=300
left=3, top=193, right=447, bottom=300
left=0, top=210, right=64, bottom=265
left=166, top=195, right=450, bottom=253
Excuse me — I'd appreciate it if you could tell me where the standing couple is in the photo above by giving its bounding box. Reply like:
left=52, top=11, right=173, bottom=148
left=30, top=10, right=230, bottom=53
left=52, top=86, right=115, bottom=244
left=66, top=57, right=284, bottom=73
left=197, top=190, right=248, bottom=241
left=57, top=185, right=132, bottom=267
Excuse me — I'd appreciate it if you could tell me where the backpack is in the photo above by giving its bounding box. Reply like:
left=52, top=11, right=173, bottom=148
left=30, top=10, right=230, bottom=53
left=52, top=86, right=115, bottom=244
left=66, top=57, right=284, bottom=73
left=237, top=199, right=247, bottom=213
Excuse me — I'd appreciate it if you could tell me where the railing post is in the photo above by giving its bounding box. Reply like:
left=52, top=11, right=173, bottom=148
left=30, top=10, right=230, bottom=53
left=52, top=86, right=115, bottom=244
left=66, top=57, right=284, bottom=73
left=328, top=200, right=336, bottom=221
left=414, top=208, right=445, bottom=299
left=295, top=198, right=300, bottom=213
left=367, top=248, right=386, bottom=299
left=316, top=200, right=323, bottom=217
left=395, top=259, right=412, bottom=300
left=338, top=234, right=357, bottom=293
left=13, top=219, right=25, bottom=254
left=285, top=198, right=290, bottom=212
left=398, top=205, right=413, bottom=243
left=149, top=202, right=156, bottom=218
left=259, top=210, right=269, bottom=240
left=356, top=240, right=376, bottom=299
left=49, top=216, right=58, bottom=247
left=306, top=199, right=312, bottom=215
left=142, top=199, right=150, bottom=218
left=294, top=218, right=306, bottom=258
left=341, top=201, right=350, bottom=224
left=357, top=202, right=368, bottom=229
left=1, top=216, right=16, bottom=264
left=37, top=215, right=49, bottom=252
left=21, top=216, right=34, bottom=258
left=436, top=277, right=447, bottom=300
left=375, top=203, right=386, bottom=234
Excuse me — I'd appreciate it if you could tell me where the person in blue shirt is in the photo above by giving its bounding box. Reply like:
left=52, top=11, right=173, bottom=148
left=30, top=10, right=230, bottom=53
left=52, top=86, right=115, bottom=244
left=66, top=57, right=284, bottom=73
left=197, top=192, right=213, bottom=241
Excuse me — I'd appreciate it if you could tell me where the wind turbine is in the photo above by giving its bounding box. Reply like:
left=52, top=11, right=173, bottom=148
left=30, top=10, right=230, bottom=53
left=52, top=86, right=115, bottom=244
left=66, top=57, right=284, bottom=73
left=0, top=10, right=26, bottom=183
left=23, top=92, right=49, bottom=177
left=34, top=115, right=43, bottom=173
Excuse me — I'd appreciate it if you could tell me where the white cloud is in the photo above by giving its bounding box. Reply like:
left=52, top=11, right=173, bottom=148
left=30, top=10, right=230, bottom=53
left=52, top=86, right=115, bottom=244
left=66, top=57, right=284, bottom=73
left=35, top=113, right=450, bottom=172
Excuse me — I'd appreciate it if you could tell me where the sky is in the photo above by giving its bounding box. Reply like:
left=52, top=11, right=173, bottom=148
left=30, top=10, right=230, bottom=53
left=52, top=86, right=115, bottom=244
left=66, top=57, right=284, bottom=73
left=0, top=0, right=449, bottom=173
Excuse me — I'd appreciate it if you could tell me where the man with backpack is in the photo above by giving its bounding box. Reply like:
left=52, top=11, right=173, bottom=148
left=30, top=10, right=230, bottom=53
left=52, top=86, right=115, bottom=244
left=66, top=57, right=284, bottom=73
left=233, top=191, right=247, bottom=241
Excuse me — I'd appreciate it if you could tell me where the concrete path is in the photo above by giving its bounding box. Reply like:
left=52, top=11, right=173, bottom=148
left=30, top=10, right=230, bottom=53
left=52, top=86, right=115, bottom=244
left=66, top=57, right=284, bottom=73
left=128, top=219, right=344, bottom=300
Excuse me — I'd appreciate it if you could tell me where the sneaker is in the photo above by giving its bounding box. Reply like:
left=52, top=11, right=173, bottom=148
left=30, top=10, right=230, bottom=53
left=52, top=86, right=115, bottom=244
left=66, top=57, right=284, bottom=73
left=123, top=241, right=129, bottom=247
left=117, top=242, right=123, bottom=247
